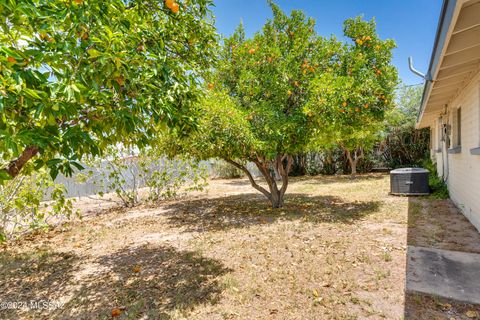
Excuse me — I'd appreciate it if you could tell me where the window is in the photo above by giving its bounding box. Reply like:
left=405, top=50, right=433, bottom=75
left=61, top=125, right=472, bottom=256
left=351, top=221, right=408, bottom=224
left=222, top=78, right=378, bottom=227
left=448, top=107, right=462, bottom=154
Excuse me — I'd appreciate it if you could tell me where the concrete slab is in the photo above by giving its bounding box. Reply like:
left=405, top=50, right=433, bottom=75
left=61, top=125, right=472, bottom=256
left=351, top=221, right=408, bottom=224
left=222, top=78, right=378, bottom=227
left=407, top=246, right=480, bottom=304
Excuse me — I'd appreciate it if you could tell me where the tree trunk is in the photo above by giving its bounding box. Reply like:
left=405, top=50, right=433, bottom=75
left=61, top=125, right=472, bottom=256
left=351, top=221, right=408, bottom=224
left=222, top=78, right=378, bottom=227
left=225, top=155, right=293, bottom=208
left=273, top=164, right=282, bottom=181
left=344, top=148, right=364, bottom=176
left=350, top=159, right=358, bottom=175
left=2, top=146, right=39, bottom=178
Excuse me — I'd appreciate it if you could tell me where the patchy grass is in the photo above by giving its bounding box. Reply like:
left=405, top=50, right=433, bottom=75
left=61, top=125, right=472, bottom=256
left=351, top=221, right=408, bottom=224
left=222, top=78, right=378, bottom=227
left=1, top=174, right=479, bottom=319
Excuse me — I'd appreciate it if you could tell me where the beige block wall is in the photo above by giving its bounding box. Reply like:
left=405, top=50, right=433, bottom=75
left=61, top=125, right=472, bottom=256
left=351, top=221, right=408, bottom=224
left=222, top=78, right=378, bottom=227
left=431, top=72, right=480, bottom=232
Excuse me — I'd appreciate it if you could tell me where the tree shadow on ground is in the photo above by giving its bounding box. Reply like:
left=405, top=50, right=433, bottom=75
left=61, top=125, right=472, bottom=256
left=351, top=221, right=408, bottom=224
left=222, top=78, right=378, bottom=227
left=0, top=249, right=80, bottom=320
left=55, top=244, right=230, bottom=320
left=0, top=245, right=230, bottom=320
left=220, top=173, right=387, bottom=187
left=404, top=197, right=480, bottom=319
left=299, top=173, right=387, bottom=185
left=162, top=193, right=381, bottom=233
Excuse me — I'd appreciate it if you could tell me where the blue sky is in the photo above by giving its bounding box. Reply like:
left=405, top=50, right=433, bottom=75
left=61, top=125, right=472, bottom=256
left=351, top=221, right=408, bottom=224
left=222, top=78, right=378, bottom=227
left=211, top=0, right=443, bottom=85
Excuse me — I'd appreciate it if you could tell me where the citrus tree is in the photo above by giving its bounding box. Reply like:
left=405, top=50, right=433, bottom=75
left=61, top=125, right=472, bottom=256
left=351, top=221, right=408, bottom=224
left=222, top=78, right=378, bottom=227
left=0, top=0, right=217, bottom=182
left=163, top=2, right=342, bottom=208
left=307, top=17, right=398, bottom=175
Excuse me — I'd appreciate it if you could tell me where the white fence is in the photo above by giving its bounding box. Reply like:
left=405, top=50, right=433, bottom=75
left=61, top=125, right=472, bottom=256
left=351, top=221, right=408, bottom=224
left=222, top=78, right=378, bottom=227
left=53, top=159, right=261, bottom=199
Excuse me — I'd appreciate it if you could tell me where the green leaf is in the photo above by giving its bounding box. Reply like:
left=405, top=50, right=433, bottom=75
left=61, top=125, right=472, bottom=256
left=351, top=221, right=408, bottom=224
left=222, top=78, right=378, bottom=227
left=23, top=88, right=45, bottom=100
left=70, top=161, right=85, bottom=171
left=87, top=49, right=102, bottom=58
left=0, top=170, right=12, bottom=183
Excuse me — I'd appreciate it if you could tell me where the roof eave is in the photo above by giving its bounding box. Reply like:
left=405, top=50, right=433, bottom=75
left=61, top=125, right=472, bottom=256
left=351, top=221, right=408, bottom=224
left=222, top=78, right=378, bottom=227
left=416, top=0, right=458, bottom=129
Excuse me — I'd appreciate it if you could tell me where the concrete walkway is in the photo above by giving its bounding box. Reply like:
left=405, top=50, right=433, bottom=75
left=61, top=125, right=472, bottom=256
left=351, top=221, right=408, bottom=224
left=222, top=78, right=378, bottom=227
left=407, top=246, right=480, bottom=304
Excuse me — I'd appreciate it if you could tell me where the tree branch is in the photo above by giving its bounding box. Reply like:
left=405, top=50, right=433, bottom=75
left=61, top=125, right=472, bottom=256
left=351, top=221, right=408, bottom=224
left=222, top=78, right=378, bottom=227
left=225, top=159, right=271, bottom=199
left=279, top=155, right=293, bottom=196
left=3, top=146, right=39, bottom=178
left=356, top=147, right=365, bottom=160
left=344, top=149, right=353, bottom=165
left=254, top=158, right=276, bottom=193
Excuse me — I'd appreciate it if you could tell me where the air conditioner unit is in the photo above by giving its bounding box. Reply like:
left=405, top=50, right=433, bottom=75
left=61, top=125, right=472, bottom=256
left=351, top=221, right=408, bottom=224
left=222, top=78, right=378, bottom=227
left=390, top=168, right=430, bottom=196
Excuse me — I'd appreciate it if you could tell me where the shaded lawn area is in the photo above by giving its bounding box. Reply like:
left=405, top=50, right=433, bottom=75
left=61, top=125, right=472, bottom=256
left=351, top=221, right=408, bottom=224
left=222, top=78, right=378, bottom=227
left=1, top=173, right=479, bottom=319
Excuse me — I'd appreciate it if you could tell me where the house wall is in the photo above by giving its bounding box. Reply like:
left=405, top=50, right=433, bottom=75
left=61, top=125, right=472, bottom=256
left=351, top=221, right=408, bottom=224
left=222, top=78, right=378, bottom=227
left=431, top=72, right=480, bottom=231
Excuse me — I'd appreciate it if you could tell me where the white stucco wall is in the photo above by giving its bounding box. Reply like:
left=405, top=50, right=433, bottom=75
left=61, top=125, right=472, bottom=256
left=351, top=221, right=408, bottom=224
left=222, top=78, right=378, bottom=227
left=431, top=72, right=480, bottom=231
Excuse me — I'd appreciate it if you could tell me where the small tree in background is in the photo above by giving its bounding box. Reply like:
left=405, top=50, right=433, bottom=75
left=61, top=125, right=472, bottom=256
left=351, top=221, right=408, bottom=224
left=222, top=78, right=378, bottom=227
left=311, top=122, right=384, bottom=175
left=0, top=0, right=217, bottom=182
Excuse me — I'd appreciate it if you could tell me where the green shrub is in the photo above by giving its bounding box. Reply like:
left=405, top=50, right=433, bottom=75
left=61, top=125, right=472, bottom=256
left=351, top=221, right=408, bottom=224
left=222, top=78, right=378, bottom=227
left=145, top=157, right=208, bottom=203
left=0, top=170, right=77, bottom=242
left=421, top=159, right=449, bottom=199
left=81, top=147, right=208, bottom=207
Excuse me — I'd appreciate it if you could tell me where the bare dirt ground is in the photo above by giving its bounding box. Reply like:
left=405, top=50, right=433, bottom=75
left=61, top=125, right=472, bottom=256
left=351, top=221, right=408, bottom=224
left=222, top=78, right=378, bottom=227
left=1, top=174, right=480, bottom=320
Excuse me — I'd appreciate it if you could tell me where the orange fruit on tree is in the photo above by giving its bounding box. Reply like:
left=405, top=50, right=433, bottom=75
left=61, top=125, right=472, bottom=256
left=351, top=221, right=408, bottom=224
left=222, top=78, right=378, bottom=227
left=7, top=56, right=16, bottom=63
left=342, top=101, right=347, bottom=107
left=364, top=103, right=369, bottom=108
left=248, top=48, right=255, bottom=54
left=170, top=2, right=179, bottom=13
left=165, top=0, right=174, bottom=8
left=74, top=0, right=83, bottom=4
left=115, top=77, right=124, bottom=86
left=207, top=83, right=214, bottom=90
